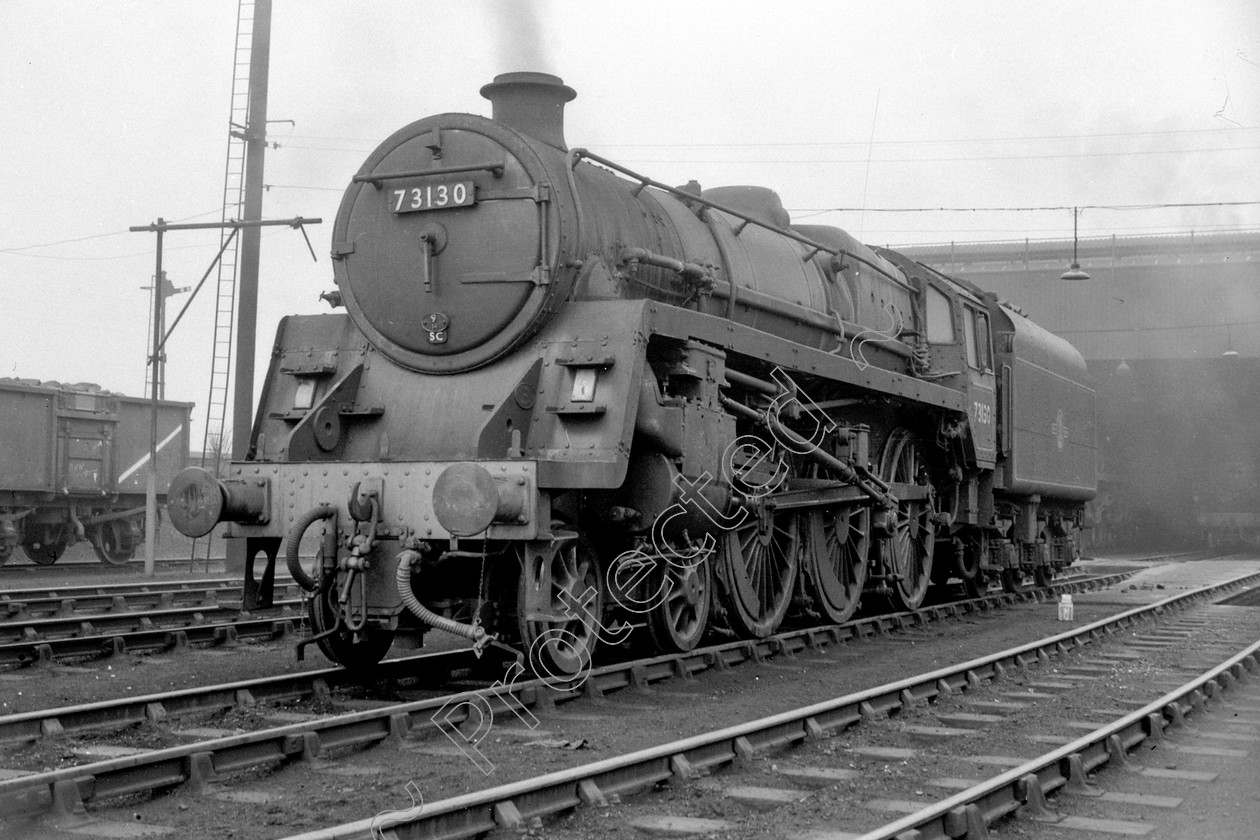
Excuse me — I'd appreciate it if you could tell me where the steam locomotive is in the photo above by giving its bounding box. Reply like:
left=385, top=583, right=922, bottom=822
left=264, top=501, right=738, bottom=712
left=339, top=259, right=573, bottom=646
left=167, top=73, right=1096, bottom=671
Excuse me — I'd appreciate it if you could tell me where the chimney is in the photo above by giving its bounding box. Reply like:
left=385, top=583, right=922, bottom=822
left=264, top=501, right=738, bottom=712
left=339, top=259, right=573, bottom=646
left=480, top=72, right=576, bottom=150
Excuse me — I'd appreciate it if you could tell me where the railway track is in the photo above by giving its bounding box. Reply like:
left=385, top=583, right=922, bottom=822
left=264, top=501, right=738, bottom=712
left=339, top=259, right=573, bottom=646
left=0, top=569, right=1104, bottom=670
left=0, top=577, right=300, bottom=621
left=0, top=571, right=1127, bottom=749
left=8, top=561, right=1257, bottom=838
left=0, top=598, right=305, bottom=667
left=276, top=568, right=1260, bottom=840
left=0, top=611, right=305, bottom=667
left=0, top=555, right=210, bottom=574
left=0, top=648, right=482, bottom=747
left=0, top=567, right=1167, bottom=833
left=842, top=641, right=1260, bottom=840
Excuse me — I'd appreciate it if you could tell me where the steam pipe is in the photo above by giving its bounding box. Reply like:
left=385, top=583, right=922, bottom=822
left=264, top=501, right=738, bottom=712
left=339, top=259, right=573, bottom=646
left=725, top=368, right=780, bottom=396
left=619, top=246, right=713, bottom=286
left=285, top=505, right=332, bottom=592
left=396, top=549, right=491, bottom=648
left=698, top=207, right=740, bottom=320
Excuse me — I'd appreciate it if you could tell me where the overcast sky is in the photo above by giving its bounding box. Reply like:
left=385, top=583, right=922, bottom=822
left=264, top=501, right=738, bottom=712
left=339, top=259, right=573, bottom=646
left=2, top=1, right=1258, bottom=448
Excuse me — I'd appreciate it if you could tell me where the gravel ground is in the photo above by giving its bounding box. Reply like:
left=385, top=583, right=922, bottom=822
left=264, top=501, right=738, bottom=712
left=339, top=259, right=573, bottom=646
left=1, top=553, right=1256, bottom=840
left=544, top=598, right=1260, bottom=839
left=0, top=631, right=336, bottom=718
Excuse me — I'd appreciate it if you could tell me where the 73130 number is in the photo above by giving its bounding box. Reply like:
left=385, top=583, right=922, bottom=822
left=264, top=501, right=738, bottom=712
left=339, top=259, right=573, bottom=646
left=388, top=180, right=474, bottom=214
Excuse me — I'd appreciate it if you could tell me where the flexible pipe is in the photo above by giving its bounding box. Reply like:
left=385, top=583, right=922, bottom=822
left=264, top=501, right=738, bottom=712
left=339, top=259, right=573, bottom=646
left=396, top=549, right=489, bottom=644
left=285, top=505, right=333, bottom=592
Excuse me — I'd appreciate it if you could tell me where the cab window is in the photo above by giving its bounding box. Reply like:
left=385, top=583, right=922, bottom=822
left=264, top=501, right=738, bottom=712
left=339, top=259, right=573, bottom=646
left=963, top=306, right=992, bottom=370
left=974, top=309, right=992, bottom=369
left=925, top=286, right=955, bottom=344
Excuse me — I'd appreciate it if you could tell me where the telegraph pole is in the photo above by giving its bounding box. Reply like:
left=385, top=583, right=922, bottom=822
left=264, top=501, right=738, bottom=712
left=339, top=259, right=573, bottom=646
left=145, top=222, right=165, bottom=577
left=233, top=0, right=272, bottom=461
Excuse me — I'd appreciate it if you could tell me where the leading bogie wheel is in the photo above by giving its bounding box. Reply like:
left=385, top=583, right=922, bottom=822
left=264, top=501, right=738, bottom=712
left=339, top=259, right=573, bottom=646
left=878, top=429, right=935, bottom=612
left=307, top=581, right=395, bottom=670
left=518, top=525, right=605, bottom=678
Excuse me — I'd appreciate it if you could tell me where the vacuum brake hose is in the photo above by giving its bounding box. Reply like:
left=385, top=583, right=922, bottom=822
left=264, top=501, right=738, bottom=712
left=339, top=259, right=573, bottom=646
left=285, top=505, right=334, bottom=592
left=396, top=548, right=490, bottom=646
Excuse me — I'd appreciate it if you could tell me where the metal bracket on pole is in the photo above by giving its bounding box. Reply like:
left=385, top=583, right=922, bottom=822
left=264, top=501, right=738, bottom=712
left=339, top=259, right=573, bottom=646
left=127, top=215, right=322, bottom=576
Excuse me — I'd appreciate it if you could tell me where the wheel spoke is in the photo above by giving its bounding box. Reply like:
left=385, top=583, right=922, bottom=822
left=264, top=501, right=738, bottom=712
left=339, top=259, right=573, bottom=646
left=715, top=504, right=798, bottom=638
left=799, top=480, right=870, bottom=624
left=519, top=527, right=604, bottom=677
left=647, top=548, right=711, bottom=653
left=878, top=429, right=934, bottom=611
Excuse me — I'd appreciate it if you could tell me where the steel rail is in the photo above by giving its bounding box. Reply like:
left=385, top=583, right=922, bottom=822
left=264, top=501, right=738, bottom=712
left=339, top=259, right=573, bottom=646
left=0, top=573, right=1116, bottom=746
left=267, top=569, right=1260, bottom=840
left=0, top=556, right=198, bottom=572
left=1, top=581, right=302, bottom=621
left=1, top=575, right=298, bottom=602
left=0, top=648, right=480, bottom=745
left=0, top=598, right=303, bottom=643
left=0, top=606, right=303, bottom=666
left=0, top=571, right=1133, bottom=820
left=852, top=638, right=1260, bottom=840
left=1, top=577, right=241, bottom=600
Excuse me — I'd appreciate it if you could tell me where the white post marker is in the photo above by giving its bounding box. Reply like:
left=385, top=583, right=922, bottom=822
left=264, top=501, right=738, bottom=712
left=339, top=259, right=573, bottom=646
left=1058, top=593, right=1074, bottom=621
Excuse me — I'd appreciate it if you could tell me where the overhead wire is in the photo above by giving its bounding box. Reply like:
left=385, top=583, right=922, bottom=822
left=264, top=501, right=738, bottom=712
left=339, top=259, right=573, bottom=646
left=608, top=145, right=1260, bottom=165
left=0, top=208, right=228, bottom=255
left=273, top=141, right=1260, bottom=165
left=789, top=200, right=1260, bottom=215
left=1, top=217, right=293, bottom=263
left=1056, top=317, right=1260, bottom=335
left=283, top=125, right=1260, bottom=149
left=4, top=126, right=1257, bottom=257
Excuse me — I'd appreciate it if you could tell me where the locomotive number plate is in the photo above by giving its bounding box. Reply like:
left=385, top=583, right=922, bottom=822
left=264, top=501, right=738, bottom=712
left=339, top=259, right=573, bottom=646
left=388, top=179, right=475, bottom=214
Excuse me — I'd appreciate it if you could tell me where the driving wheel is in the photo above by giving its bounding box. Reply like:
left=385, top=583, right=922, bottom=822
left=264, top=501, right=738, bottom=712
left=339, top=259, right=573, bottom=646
left=798, top=502, right=869, bottom=624
left=878, top=428, right=935, bottom=611
left=713, top=502, right=799, bottom=638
